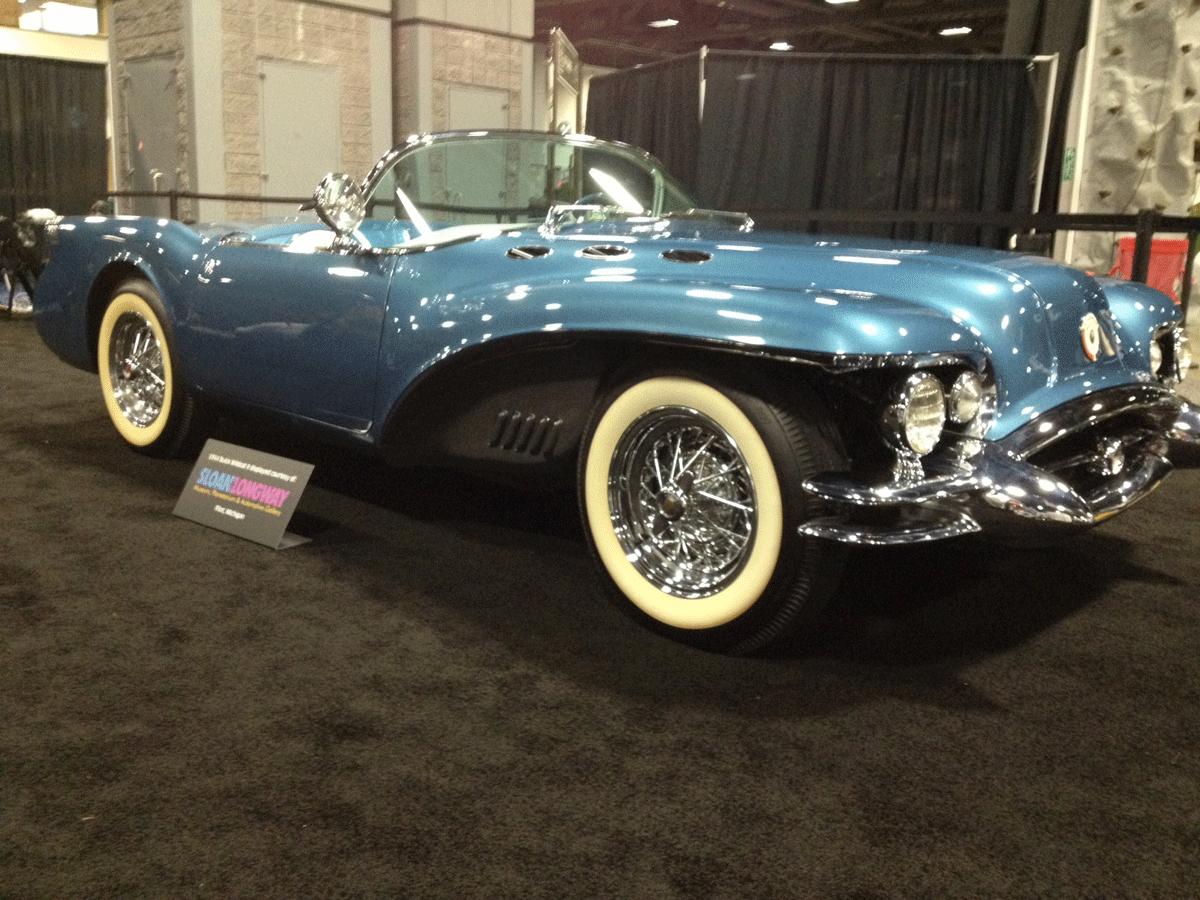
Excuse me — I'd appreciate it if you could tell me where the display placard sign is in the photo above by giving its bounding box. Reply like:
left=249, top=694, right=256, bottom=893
left=174, top=439, right=314, bottom=549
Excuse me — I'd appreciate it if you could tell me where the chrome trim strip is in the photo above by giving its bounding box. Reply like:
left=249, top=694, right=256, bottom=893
left=1001, top=383, right=1182, bottom=458
left=799, top=508, right=981, bottom=545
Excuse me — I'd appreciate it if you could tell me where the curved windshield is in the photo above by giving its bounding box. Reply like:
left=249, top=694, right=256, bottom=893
left=359, top=134, right=697, bottom=249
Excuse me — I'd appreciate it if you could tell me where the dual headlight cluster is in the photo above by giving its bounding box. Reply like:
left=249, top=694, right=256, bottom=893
left=882, top=369, right=993, bottom=457
left=1150, top=325, right=1192, bottom=385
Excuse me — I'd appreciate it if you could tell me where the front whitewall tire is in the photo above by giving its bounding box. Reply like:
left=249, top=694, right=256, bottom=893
left=578, top=370, right=847, bottom=653
left=583, top=376, right=784, bottom=630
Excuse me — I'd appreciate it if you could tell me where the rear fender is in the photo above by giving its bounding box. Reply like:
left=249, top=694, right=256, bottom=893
left=36, top=217, right=205, bottom=371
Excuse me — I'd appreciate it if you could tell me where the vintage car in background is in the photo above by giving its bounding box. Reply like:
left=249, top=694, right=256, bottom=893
left=31, top=131, right=1199, bottom=653
left=2, top=209, right=55, bottom=315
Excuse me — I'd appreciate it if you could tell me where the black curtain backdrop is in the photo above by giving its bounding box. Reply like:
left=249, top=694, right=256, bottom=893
left=586, top=55, right=702, bottom=191
left=588, top=52, right=1041, bottom=246
left=1004, top=0, right=1092, bottom=217
left=1, top=55, right=108, bottom=219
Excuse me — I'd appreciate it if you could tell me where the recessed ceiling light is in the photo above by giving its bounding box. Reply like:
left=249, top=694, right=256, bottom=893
left=770, top=42, right=794, bottom=51
left=940, top=26, right=973, bottom=36
left=825, top=0, right=859, bottom=5
left=649, top=18, right=679, bottom=28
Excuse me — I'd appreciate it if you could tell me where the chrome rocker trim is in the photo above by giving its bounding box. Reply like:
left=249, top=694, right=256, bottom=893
left=800, top=385, right=1200, bottom=546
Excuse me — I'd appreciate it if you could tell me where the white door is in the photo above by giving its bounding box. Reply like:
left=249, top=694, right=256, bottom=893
left=448, top=86, right=509, bottom=131
left=260, top=61, right=340, bottom=203
left=126, top=55, right=179, bottom=217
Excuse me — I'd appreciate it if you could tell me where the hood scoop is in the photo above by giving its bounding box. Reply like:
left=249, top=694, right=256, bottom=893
left=580, top=244, right=632, bottom=261
left=661, top=248, right=712, bottom=264
left=507, top=245, right=552, bottom=259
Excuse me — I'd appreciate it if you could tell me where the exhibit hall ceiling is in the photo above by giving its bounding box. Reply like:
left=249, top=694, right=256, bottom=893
left=535, top=0, right=1010, bottom=69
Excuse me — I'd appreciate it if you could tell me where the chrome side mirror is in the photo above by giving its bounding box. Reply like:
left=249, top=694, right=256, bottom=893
left=307, top=173, right=365, bottom=237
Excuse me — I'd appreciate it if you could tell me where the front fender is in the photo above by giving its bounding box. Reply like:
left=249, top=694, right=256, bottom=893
left=1098, top=277, right=1182, bottom=370
left=380, top=265, right=989, bottom=387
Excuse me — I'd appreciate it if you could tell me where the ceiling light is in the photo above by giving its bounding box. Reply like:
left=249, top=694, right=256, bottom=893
left=825, top=0, right=859, bottom=5
left=770, top=42, right=794, bottom=51
left=649, top=18, right=679, bottom=28
left=940, top=26, right=973, bottom=36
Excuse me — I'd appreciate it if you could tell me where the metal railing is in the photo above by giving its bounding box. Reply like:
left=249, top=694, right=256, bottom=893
left=104, top=189, right=313, bottom=220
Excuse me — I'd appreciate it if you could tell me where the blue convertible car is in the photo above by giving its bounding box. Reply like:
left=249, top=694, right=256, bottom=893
left=32, top=131, right=1199, bottom=652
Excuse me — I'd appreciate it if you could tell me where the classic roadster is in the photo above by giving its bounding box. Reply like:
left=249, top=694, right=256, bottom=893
left=32, top=131, right=1199, bottom=652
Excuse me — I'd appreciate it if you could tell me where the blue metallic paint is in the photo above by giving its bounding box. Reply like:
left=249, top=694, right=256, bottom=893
left=36, top=212, right=1180, bottom=447
left=30, top=133, right=1198, bottom=559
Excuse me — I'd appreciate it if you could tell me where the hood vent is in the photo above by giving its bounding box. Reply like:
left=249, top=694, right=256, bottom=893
left=507, top=245, right=552, bottom=259
left=580, top=245, right=631, bottom=261
left=662, top=248, right=712, bottom=264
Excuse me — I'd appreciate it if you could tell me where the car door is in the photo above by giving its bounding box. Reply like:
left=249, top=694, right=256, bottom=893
left=181, top=236, right=398, bottom=433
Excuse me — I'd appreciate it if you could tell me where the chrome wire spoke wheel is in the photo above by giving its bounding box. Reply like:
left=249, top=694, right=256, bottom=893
left=108, top=312, right=166, bottom=427
left=581, top=373, right=846, bottom=652
left=609, top=407, right=757, bottom=599
left=97, top=280, right=194, bottom=457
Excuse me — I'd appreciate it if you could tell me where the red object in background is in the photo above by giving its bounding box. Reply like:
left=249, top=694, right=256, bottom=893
left=1108, top=237, right=1189, bottom=304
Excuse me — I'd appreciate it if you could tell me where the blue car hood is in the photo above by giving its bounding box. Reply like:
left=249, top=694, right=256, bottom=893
left=187, top=215, right=1171, bottom=438
left=548, top=219, right=1171, bottom=436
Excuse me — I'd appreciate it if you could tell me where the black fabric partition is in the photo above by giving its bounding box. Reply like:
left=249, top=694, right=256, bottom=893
left=1003, top=0, right=1091, bottom=218
left=588, top=52, right=1041, bottom=247
left=586, top=55, right=702, bottom=191
left=1, top=55, right=108, bottom=219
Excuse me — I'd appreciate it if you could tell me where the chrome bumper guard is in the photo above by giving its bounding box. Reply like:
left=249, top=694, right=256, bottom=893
left=801, top=388, right=1200, bottom=546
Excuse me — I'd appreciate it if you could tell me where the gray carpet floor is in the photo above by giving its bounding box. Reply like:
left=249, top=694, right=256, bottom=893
left=3, top=316, right=1199, bottom=898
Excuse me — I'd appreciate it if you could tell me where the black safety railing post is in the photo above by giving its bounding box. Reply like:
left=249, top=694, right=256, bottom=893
left=1130, top=208, right=1159, bottom=285
left=1183, top=228, right=1197, bottom=321
left=169, top=191, right=180, bottom=221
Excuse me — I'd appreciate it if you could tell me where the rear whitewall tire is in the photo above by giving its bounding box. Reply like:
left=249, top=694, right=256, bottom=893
left=97, top=280, right=194, bottom=457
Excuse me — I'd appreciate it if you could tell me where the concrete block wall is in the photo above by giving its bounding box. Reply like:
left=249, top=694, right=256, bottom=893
left=394, top=0, right=534, bottom=136
left=1, top=0, right=22, bottom=28
left=221, top=0, right=376, bottom=218
left=109, top=0, right=389, bottom=221
left=109, top=0, right=191, bottom=217
left=103, top=0, right=538, bottom=218
left=1072, top=0, right=1200, bottom=272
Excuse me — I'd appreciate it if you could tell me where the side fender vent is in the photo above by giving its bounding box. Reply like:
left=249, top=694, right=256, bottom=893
left=490, top=410, right=564, bottom=457
left=661, top=248, right=712, bottom=264
left=579, top=244, right=631, bottom=261
left=507, top=245, right=552, bottom=259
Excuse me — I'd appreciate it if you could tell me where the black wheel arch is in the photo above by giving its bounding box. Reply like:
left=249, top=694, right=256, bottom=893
left=86, top=261, right=158, bottom=368
left=374, top=331, right=855, bottom=479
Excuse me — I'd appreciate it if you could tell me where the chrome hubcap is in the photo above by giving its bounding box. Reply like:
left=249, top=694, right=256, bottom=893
left=609, top=407, right=757, bottom=598
left=108, top=312, right=165, bottom=427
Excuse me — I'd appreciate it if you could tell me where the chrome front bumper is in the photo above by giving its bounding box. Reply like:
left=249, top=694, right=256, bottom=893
left=800, top=387, right=1200, bottom=546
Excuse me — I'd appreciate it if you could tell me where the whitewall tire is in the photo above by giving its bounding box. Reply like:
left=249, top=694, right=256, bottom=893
left=97, top=279, right=194, bottom=457
left=579, top=372, right=846, bottom=653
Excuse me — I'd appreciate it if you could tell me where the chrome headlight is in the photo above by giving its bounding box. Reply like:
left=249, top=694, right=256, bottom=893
left=884, top=372, right=947, bottom=456
left=948, top=371, right=984, bottom=425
